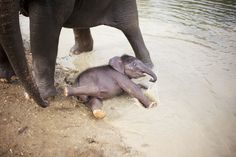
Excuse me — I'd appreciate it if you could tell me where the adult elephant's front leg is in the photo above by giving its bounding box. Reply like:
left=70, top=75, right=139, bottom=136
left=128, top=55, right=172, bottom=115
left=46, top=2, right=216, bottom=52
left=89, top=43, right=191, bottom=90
left=70, top=28, right=93, bottom=55
left=0, top=45, right=15, bottom=82
left=122, top=26, right=153, bottom=68
left=30, top=18, right=61, bottom=99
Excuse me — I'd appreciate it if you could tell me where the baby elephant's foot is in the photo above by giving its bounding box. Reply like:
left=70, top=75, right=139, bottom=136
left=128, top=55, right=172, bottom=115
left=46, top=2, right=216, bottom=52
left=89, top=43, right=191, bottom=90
left=148, top=102, right=158, bottom=108
left=89, top=98, right=104, bottom=119
left=92, top=109, right=106, bottom=119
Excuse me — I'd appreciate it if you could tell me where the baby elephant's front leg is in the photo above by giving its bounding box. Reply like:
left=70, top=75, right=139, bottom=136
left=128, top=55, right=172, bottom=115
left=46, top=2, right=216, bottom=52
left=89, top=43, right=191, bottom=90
left=117, top=77, right=157, bottom=108
left=131, top=86, right=157, bottom=108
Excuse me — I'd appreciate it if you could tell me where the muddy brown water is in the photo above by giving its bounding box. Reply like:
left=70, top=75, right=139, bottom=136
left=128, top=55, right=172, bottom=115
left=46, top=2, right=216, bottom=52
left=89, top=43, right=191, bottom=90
left=1, top=0, right=236, bottom=156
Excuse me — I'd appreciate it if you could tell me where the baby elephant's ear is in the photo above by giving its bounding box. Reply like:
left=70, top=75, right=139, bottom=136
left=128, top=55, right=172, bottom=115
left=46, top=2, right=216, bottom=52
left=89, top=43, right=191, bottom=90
left=109, top=56, right=125, bottom=74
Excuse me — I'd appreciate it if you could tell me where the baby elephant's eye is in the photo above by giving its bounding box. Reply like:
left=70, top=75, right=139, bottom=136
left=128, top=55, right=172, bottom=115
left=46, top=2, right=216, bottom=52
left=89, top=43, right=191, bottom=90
left=133, top=62, right=137, bottom=66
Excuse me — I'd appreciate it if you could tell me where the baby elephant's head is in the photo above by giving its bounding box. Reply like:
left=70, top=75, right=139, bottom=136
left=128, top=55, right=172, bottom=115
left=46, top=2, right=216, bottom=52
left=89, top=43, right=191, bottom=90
left=109, top=55, right=157, bottom=82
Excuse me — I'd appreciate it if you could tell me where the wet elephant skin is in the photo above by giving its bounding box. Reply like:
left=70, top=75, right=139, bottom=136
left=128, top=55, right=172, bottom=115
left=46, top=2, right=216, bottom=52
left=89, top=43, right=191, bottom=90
left=65, top=55, right=157, bottom=118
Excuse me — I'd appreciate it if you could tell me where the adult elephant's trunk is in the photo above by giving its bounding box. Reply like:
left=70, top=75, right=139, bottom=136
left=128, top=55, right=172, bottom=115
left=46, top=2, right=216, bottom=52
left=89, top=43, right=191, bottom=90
left=0, top=0, right=48, bottom=107
left=141, top=63, right=157, bottom=82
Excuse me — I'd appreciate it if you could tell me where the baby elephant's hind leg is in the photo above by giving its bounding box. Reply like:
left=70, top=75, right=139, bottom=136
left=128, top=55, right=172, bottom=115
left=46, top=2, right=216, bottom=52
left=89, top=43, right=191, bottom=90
left=88, top=98, right=105, bottom=119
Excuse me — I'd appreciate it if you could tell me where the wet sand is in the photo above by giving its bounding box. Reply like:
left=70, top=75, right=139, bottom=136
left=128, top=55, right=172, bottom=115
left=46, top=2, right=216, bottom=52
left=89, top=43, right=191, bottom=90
left=1, top=10, right=236, bottom=157
left=0, top=80, right=140, bottom=157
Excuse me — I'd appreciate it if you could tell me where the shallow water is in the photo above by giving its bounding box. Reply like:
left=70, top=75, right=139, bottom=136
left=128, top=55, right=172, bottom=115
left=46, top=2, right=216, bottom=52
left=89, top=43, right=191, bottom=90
left=20, top=0, right=236, bottom=156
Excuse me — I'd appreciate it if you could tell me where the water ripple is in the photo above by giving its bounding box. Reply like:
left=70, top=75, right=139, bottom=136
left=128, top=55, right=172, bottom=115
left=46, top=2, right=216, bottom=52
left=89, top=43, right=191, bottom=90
left=137, top=0, right=236, bottom=53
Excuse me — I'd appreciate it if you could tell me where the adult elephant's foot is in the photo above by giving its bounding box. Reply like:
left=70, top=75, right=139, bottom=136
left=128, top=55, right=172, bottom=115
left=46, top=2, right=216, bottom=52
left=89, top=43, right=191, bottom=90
left=0, top=63, right=16, bottom=82
left=38, top=85, right=57, bottom=100
left=70, top=40, right=93, bottom=55
left=70, top=28, right=94, bottom=55
left=24, top=85, right=56, bottom=103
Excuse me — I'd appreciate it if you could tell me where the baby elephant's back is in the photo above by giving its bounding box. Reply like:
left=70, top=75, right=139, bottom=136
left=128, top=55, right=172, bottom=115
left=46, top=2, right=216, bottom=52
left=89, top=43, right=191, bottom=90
left=75, top=65, right=123, bottom=99
left=76, top=65, right=111, bottom=86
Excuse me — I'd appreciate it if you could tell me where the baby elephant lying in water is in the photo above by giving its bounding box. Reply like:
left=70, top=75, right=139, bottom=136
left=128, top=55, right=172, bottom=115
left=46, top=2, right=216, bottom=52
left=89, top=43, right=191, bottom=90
left=64, top=55, right=157, bottom=119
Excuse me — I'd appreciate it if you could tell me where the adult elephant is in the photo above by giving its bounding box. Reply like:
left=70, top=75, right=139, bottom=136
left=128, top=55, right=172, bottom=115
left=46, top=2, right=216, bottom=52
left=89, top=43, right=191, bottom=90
left=0, top=0, right=47, bottom=107
left=1, top=0, right=154, bottom=99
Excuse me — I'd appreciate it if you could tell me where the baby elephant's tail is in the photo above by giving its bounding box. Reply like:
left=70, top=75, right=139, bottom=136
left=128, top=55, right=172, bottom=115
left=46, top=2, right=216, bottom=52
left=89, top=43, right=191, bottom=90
left=64, top=86, right=99, bottom=97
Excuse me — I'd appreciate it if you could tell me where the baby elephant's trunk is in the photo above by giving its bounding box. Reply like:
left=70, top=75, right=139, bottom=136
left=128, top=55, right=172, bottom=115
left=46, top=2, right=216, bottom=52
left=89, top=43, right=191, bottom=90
left=142, top=64, right=157, bottom=82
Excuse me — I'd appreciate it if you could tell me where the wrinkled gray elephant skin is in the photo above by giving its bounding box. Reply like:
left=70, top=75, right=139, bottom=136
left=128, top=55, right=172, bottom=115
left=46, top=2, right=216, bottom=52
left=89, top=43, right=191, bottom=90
left=65, top=55, right=157, bottom=119
left=0, top=0, right=47, bottom=107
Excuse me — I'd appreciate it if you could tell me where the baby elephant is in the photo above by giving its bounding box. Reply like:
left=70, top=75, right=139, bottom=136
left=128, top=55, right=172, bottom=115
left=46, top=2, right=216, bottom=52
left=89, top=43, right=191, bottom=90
left=64, top=55, right=157, bottom=119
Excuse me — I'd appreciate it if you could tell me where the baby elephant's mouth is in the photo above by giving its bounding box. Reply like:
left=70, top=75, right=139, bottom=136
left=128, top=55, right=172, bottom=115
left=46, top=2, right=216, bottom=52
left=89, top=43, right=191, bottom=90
left=140, top=72, right=146, bottom=77
left=141, top=69, right=157, bottom=82
left=135, top=71, right=146, bottom=78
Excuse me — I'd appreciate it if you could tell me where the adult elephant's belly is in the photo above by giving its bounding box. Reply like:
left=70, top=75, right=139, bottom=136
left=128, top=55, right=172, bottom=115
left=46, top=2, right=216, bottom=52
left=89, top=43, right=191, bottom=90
left=63, top=14, right=103, bottom=28
left=63, top=1, right=111, bottom=28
